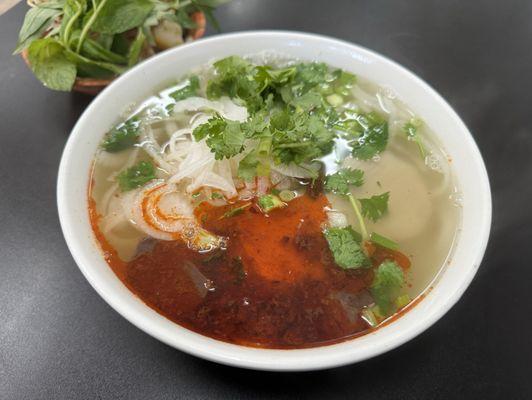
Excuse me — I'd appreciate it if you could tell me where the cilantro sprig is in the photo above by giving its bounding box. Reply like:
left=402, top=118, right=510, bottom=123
left=324, top=227, right=369, bottom=270
left=192, top=115, right=246, bottom=160
left=102, top=117, right=141, bottom=152
left=200, top=56, right=390, bottom=178
left=359, top=192, right=390, bottom=222
left=403, top=118, right=426, bottom=159
left=370, top=260, right=405, bottom=315
left=117, top=160, right=156, bottom=191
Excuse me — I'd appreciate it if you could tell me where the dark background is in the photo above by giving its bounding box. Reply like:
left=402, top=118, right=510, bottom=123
left=1, top=1, right=531, bottom=399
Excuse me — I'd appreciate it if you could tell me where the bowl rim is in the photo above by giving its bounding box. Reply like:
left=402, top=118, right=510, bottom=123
left=57, top=30, right=492, bottom=371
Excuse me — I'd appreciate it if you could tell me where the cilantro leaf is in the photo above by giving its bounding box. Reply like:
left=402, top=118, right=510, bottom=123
left=170, top=76, right=200, bottom=101
left=330, top=69, right=357, bottom=96
left=193, top=115, right=245, bottom=160
left=359, top=192, right=390, bottom=222
left=102, top=117, right=141, bottom=152
left=254, top=65, right=296, bottom=91
left=117, top=161, right=156, bottom=191
left=403, top=118, right=426, bottom=158
left=206, top=56, right=264, bottom=111
left=324, top=168, right=365, bottom=196
left=343, top=112, right=389, bottom=160
left=324, top=227, right=369, bottom=270
left=269, top=111, right=335, bottom=165
left=370, top=260, right=405, bottom=315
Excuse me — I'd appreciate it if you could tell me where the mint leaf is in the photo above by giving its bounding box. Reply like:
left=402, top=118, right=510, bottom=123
left=92, top=0, right=154, bottom=34
left=324, top=227, right=369, bottom=270
left=27, top=38, right=76, bottom=91
left=370, top=260, right=405, bottom=315
left=324, top=168, right=364, bottom=196
left=118, top=161, right=156, bottom=191
left=359, top=192, right=390, bottom=222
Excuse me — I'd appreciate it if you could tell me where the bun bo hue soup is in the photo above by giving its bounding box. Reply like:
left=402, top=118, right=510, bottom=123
left=89, top=55, right=460, bottom=348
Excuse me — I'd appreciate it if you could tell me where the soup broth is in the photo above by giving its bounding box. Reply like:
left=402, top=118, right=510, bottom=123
left=89, top=55, right=460, bottom=348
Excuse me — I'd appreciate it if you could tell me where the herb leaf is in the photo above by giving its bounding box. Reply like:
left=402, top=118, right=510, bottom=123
left=324, top=168, right=364, bottom=196
left=118, top=161, right=156, bottom=191
left=13, top=4, right=62, bottom=54
left=370, top=260, right=405, bottom=315
left=27, top=38, right=77, bottom=91
left=237, top=150, right=260, bottom=181
left=193, top=115, right=245, bottom=160
left=170, top=76, right=200, bottom=101
left=359, top=192, right=390, bottom=222
left=344, top=112, right=389, bottom=160
left=324, top=227, right=369, bottom=270
left=206, top=56, right=264, bottom=111
left=257, top=194, right=285, bottom=213
left=403, top=118, right=426, bottom=158
left=102, top=117, right=141, bottom=152
left=221, top=202, right=251, bottom=219
left=92, top=0, right=154, bottom=34
left=370, top=232, right=399, bottom=251
left=127, top=28, right=145, bottom=67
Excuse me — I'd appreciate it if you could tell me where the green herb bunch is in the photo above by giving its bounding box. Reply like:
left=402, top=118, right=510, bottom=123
left=14, top=0, right=230, bottom=91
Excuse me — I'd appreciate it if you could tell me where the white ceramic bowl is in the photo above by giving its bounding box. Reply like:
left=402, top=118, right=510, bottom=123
left=57, top=31, right=491, bottom=371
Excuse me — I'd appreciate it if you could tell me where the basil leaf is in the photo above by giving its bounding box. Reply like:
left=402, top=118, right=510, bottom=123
left=13, top=6, right=62, bottom=54
left=27, top=38, right=76, bottom=91
left=80, top=38, right=127, bottom=64
left=127, top=28, right=145, bottom=67
left=64, top=48, right=127, bottom=76
left=92, top=0, right=154, bottom=34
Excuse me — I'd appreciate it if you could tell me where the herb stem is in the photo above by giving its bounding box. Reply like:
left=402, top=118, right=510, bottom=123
left=415, top=137, right=426, bottom=159
left=276, top=142, right=313, bottom=149
left=174, top=0, right=192, bottom=10
left=348, top=193, right=368, bottom=240
left=76, top=0, right=109, bottom=53
left=63, top=4, right=83, bottom=46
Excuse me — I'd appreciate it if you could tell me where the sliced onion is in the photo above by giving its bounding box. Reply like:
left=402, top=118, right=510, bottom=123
left=326, top=209, right=349, bottom=228
left=123, top=181, right=225, bottom=251
left=171, top=96, right=248, bottom=122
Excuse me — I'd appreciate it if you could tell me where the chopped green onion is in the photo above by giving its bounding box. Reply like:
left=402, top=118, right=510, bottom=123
left=326, top=93, right=343, bottom=107
left=395, top=294, right=411, bottom=309
left=220, top=203, right=251, bottom=219
left=370, top=232, right=399, bottom=250
left=258, top=194, right=286, bottom=213
left=361, top=307, right=380, bottom=328
left=279, top=190, right=297, bottom=202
